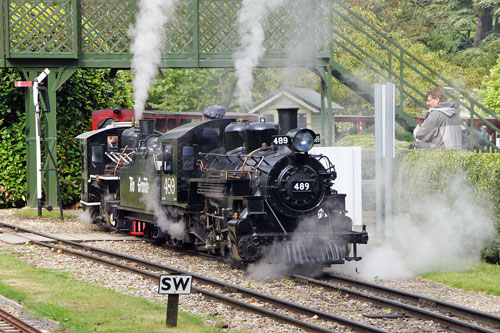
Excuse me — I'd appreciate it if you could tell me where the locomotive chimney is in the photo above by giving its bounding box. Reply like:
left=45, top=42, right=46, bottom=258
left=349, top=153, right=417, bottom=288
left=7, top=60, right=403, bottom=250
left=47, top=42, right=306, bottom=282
left=277, top=108, right=298, bottom=135
left=139, top=119, right=154, bottom=138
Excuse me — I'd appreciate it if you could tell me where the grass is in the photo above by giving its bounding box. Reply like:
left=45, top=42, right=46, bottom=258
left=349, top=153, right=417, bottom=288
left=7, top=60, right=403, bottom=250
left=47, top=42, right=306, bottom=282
left=0, top=251, right=220, bottom=332
left=422, top=263, right=500, bottom=296
left=13, top=209, right=74, bottom=220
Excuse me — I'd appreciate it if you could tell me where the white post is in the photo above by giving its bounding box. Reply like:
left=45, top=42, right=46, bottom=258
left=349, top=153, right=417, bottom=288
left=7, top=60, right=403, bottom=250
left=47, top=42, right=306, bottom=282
left=374, top=83, right=395, bottom=239
left=33, top=68, right=51, bottom=216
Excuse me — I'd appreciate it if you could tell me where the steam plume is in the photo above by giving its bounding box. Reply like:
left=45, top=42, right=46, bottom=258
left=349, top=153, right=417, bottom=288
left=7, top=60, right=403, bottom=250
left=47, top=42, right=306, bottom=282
left=140, top=179, right=185, bottom=240
left=248, top=216, right=333, bottom=279
left=234, top=0, right=286, bottom=109
left=334, top=177, right=495, bottom=280
left=130, top=0, right=180, bottom=120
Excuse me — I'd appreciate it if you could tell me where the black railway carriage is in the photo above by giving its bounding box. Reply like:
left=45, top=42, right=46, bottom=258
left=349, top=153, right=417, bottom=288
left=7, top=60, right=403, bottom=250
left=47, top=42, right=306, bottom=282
left=78, top=110, right=368, bottom=265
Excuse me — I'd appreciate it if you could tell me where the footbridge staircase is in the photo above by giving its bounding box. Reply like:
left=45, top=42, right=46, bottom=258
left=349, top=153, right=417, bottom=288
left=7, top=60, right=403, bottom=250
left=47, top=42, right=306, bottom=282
left=330, top=0, right=499, bottom=149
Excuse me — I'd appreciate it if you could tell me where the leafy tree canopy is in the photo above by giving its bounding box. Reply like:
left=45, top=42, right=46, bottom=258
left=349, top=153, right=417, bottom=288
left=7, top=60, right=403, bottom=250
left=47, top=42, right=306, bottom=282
left=479, top=55, right=500, bottom=112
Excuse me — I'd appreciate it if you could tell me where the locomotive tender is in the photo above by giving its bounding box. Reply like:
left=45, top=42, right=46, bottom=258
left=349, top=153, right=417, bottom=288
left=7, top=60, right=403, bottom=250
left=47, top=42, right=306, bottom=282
left=77, top=107, right=368, bottom=265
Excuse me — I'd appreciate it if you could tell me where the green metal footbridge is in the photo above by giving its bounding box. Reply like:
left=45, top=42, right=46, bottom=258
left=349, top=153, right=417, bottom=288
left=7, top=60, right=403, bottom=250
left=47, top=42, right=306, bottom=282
left=0, top=0, right=497, bottom=208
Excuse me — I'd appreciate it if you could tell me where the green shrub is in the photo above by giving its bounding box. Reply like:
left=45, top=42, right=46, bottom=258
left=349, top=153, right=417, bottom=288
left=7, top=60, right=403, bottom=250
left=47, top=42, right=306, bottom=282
left=334, top=133, right=412, bottom=149
left=481, top=240, right=500, bottom=264
left=0, top=70, right=26, bottom=206
left=396, top=149, right=500, bottom=264
left=0, top=118, right=27, bottom=206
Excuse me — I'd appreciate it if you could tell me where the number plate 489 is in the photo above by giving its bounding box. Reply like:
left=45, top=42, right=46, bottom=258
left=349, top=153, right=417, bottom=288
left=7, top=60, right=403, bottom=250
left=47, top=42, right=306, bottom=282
left=292, top=181, right=312, bottom=192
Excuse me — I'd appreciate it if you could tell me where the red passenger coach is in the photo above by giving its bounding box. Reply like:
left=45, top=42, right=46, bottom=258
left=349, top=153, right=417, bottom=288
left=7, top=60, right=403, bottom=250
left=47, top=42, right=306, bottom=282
left=92, top=108, right=258, bottom=132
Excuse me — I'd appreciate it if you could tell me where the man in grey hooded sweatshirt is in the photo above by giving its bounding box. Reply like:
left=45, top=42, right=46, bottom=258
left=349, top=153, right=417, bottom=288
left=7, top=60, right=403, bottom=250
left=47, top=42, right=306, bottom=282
left=413, top=87, right=462, bottom=150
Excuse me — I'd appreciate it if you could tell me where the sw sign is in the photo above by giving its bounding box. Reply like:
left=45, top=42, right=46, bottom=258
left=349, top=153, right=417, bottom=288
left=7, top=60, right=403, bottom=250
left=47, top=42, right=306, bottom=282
left=158, top=275, right=192, bottom=295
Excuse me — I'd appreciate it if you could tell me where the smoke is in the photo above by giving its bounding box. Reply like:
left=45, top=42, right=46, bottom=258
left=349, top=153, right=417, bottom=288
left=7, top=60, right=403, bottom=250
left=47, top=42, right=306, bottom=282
left=139, top=179, right=185, bottom=240
left=332, top=176, right=495, bottom=280
left=249, top=174, right=495, bottom=281
left=280, top=0, right=317, bottom=87
left=234, top=0, right=286, bottom=108
left=130, top=0, right=180, bottom=120
left=79, top=211, right=92, bottom=225
left=248, top=214, right=340, bottom=279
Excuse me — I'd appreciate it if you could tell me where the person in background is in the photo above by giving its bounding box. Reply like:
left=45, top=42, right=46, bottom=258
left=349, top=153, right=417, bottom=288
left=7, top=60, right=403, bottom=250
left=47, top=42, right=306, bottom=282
left=476, top=124, right=490, bottom=149
left=107, top=135, right=118, bottom=148
left=413, top=87, right=462, bottom=150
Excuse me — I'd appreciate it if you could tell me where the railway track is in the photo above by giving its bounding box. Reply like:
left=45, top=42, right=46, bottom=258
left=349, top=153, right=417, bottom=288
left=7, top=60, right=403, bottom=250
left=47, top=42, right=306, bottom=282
left=0, top=222, right=385, bottom=332
left=0, top=307, right=41, bottom=333
left=292, top=274, right=500, bottom=333
left=1, top=221, right=499, bottom=332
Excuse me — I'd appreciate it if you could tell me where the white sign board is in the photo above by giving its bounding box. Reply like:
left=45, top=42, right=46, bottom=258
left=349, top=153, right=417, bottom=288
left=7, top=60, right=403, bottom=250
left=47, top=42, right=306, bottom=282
left=158, top=275, right=192, bottom=294
left=310, top=147, right=362, bottom=225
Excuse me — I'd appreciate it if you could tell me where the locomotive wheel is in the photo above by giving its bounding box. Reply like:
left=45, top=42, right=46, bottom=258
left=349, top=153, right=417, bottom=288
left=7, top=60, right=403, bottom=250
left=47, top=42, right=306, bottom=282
left=171, top=238, right=184, bottom=247
left=151, top=226, right=166, bottom=245
left=104, top=211, right=117, bottom=229
left=100, top=184, right=119, bottom=231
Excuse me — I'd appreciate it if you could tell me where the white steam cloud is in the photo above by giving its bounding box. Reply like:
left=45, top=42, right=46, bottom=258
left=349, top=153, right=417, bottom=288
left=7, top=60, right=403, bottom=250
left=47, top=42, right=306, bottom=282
left=250, top=175, right=494, bottom=281
left=79, top=211, right=92, bottom=225
left=280, top=0, right=316, bottom=86
left=333, top=177, right=495, bottom=280
left=234, top=0, right=286, bottom=108
left=130, top=0, right=180, bottom=120
left=140, top=180, right=186, bottom=240
left=249, top=215, right=341, bottom=279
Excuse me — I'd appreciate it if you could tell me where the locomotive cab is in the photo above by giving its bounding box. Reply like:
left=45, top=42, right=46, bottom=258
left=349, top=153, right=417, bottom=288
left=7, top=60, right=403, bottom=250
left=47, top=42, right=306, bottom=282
left=76, top=124, right=132, bottom=223
left=158, top=119, right=235, bottom=205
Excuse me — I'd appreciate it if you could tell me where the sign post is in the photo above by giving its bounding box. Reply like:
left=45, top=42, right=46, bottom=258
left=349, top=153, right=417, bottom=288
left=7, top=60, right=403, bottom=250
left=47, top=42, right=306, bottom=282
left=158, top=274, right=192, bottom=327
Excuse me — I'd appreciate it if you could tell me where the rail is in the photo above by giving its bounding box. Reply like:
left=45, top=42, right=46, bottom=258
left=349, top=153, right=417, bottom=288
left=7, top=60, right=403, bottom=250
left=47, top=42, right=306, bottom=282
left=0, top=307, right=41, bottom=333
left=293, top=273, right=500, bottom=332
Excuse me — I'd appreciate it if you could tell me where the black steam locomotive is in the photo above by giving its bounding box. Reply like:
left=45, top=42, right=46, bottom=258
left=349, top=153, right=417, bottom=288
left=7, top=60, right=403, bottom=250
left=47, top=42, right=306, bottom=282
left=77, top=107, right=368, bottom=265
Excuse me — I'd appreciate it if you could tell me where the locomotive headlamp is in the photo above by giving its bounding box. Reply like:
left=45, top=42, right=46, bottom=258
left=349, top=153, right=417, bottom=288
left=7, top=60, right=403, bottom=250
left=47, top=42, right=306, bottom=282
left=288, top=129, right=316, bottom=152
left=146, top=136, right=161, bottom=153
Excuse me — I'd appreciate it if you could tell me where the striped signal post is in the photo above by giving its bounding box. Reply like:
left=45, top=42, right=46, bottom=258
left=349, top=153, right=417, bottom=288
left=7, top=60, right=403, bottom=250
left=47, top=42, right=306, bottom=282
left=15, top=69, right=51, bottom=217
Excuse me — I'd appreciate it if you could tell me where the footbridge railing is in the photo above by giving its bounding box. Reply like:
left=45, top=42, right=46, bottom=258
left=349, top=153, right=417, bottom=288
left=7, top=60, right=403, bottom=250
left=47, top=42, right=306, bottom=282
left=331, top=0, right=499, bottom=150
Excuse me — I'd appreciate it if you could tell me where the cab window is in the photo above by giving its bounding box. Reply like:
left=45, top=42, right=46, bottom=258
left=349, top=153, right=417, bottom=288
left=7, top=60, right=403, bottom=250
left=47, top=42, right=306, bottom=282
left=182, top=146, right=194, bottom=171
left=91, top=145, right=103, bottom=163
left=163, top=145, right=173, bottom=174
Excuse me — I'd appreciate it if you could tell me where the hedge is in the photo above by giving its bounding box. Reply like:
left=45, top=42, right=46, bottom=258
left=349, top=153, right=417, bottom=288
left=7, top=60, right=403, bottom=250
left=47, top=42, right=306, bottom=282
left=396, top=149, right=500, bottom=264
left=335, top=129, right=500, bottom=264
left=0, top=70, right=26, bottom=206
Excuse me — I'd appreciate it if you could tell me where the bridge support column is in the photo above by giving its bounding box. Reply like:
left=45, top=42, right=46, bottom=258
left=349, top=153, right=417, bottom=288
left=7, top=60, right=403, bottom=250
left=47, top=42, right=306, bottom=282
left=318, top=66, right=335, bottom=146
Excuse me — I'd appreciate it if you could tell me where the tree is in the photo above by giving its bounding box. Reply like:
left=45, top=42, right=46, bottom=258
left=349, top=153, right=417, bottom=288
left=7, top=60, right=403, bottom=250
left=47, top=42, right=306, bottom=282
left=147, top=69, right=231, bottom=112
left=445, top=0, right=500, bottom=46
left=479, top=56, right=500, bottom=113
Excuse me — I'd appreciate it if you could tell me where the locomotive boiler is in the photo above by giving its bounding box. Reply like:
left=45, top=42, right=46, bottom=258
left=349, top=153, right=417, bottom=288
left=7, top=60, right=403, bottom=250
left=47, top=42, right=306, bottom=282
left=77, top=107, right=368, bottom=265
